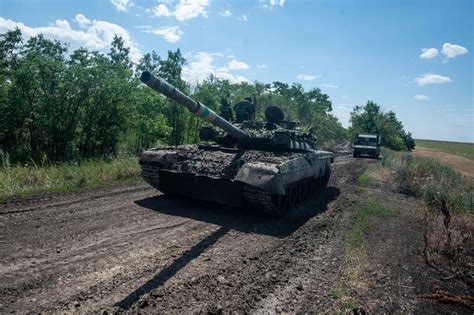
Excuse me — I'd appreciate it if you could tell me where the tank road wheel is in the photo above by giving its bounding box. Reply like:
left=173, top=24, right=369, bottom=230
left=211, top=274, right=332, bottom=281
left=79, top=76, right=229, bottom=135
left=271, top=194, right=287, bottom=212
left=287, top=184, right=298, bottom=209
left=300, top=180, right=310, bottom=201
left=296, top=182, right=304, bottom=203
left=320, top=162, right=331, bottom=188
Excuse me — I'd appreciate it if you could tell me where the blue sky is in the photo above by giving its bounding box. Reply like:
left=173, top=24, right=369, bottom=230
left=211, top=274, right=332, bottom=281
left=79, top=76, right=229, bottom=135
left=1, top=0, right=472, bottom=142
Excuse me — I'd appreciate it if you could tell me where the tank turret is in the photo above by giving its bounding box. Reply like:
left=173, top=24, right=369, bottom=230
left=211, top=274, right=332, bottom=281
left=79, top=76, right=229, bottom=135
left=140, top=71, right=317, bottom=152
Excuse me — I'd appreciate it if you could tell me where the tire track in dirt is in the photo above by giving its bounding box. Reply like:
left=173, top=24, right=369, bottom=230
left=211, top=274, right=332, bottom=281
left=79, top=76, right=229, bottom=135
left=112, top=156, right=369, bottom=313
left=0, top=155, right=370, bottom=313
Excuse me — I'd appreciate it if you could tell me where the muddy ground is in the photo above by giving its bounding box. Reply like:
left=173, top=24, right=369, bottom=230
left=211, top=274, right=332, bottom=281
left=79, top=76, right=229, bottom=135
left=0, top=156, right=472, bottom=313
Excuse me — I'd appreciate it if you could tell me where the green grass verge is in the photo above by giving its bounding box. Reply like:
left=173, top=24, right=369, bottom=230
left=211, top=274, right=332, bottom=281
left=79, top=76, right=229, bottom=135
left=350, top=199, right=397, bottom=249
left=389, top=151, right=473, bottom=214
left=415, top=139, right=474, bottom=159
left=0, top=157, right=141, bottom=201
left=357, top=163, right=381, bottom=187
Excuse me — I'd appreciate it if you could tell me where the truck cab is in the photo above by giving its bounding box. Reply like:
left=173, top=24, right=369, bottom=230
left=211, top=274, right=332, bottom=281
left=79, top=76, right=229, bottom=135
left=353, top=134, right=381, bottom=158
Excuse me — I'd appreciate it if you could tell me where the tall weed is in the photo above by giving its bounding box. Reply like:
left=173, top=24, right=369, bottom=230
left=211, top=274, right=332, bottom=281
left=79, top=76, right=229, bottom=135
left=0, top=156, right=141, bottom=200
left=383, top=149, right=473, bottom=272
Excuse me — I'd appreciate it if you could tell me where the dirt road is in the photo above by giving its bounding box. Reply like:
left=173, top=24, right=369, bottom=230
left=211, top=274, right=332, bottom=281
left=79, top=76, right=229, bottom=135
left=0, top=156, right=390, bottom=312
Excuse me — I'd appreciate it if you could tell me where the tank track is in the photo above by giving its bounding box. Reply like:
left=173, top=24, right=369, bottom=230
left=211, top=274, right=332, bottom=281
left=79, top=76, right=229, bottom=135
left=141, top=165, right=160, bottom=187
left=142, top=162, right=280, bottom=213
left=141, top=164, right=326, bottom=216
left=242, top=186, right=278, bottom=214
left=242, top=176, right=324, bottom=216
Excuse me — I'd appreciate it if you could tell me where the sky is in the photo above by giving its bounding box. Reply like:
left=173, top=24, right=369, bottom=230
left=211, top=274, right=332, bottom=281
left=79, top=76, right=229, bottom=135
left=0, top=0, right=472, bottom=142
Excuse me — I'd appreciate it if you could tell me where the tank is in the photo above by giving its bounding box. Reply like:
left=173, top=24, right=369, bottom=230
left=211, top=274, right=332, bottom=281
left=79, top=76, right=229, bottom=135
left=139, top=71, right=334, bottom=215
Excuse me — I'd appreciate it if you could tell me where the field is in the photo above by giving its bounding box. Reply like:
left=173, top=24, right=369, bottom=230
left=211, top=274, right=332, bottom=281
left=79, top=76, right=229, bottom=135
left=414, top=139, right=474, bottom=178
left=415, top=139, right=474, bottom=159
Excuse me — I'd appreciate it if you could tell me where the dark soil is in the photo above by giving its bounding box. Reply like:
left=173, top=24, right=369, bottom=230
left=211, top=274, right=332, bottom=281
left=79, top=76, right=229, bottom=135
left=347, top=168, right=473, bottom=314
left=0, top=155, right=471, bottom=313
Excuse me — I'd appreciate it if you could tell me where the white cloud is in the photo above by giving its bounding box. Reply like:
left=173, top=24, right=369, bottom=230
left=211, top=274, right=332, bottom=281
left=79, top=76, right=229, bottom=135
left=441, top=43, right=468, bottom=59
left=321, top=84, right=338, bottom=88
left=55, top=19, right=72, bottom=30
left=182, top=52, right=251, bottom=84
left=257, top=64, right=269, bottom=69
left=219, top=10, right=232, bottom=17
left=151, top=0, right=209, bottom=21
left=111, top=0, right=131, bottom=12
left=137, top=25, right=182, bottom=43
left=153, top=4, right=172, bottom=17
left=74, top=14, right=91, bottom=28
left=296, top=74, right=318, bottom=81
left=414, top=95, right=430, bottom=101
left=227, top=58, right=249, bottom=70
left=415, top=73, right=452, bottom=86
left=239, top=14, right=248, bottom=21
left=175, top=0, right=209, bottom=20
left=419, top=48, right=438, bottom=59
left=261, top=0, right=286, bottom=8
left=0, top=15, right=142, bottom=63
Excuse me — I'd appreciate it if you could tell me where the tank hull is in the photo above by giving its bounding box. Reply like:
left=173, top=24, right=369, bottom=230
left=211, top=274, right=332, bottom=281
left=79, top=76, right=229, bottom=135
left=140, top=144, right=332, bottom=215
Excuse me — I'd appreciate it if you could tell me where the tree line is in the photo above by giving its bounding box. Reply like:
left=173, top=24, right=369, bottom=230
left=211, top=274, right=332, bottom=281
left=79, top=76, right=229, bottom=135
left=350, top=101, right=415, bottom=151
left=0, top=28, right=412, bottom=165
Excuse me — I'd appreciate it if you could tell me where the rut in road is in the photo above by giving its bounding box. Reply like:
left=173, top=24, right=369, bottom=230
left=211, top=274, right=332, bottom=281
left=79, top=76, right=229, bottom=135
left=0, top=155, right=368, bottom=313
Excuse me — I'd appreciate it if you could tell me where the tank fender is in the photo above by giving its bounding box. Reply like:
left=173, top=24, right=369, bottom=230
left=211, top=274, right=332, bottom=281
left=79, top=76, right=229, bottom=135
left=235, top=162, right=286, bottom=195
left=277, top=154, right=330, bottom=186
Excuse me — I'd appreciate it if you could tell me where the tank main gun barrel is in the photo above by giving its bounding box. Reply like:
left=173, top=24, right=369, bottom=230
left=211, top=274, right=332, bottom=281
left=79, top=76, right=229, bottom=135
left=140, top=71, right=249, bottom=142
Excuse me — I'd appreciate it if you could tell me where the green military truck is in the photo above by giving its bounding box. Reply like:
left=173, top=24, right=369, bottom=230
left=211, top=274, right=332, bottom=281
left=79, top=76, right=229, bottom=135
left=353, top=134, right=381, bottom=158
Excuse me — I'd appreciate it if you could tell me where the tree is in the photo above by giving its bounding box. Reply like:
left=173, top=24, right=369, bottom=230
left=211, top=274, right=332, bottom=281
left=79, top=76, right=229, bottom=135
left=157, top=49, right=188, bottom=145
left=109, top=35, right=130, bottom=68
left=349, top=101, right=414, bottom=151
left=0, top=28, right=350, bottom=164
left=403, top=132, right=416, bottom=151
left=0, top=30, right=138, bottom=162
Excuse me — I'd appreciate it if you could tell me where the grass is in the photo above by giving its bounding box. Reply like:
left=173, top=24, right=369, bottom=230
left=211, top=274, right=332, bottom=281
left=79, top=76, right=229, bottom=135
left=415, top=139, right=474, bottom=159
left=357, top=163, right=381, bottom=188
left=330, top=288, right=347, bottom=300
left=394, top=153, right=472, bottom=214
left=382, top=147, right=472, bottom=214
left=357, top=173, right=371, bottom=188
left=335, top=162, right=397, bottom=312
left=350, top=199, right=397, bottom=249
left=0, top=156, right=141, bottom=201
left=382, top=148, right=473, bottom=271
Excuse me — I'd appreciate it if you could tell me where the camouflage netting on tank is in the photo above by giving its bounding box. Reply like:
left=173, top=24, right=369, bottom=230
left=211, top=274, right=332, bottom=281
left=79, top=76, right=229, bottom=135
left=143, top=144, right=301, bottom=179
